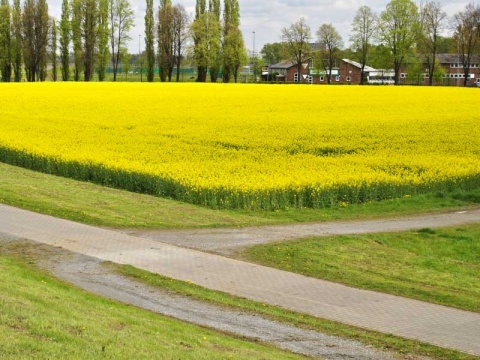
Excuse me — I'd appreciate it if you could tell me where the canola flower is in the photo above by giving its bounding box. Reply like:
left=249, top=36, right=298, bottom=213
left=0, top=83, right=479, bottom=209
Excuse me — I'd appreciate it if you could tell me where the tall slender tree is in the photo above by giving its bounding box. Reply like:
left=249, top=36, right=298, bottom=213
left=157, top=0, right=174, bottom=81
left=109, top=0, right=134, bottom=81
left=11, top=0, right=22, bottom=81
left=22, top=0, right=49, bottom=82
left=192, top=0, right=207, bottom=82
left=0, top=0, right=12, bottom=82
left=350, top=6, right=377, bottom=84
left=172, top=4, right=189, bottom=82
left=97, top=0, right=109, bottom=81
left=207, top=0, right=220, bottom=82
left=144, top=0, right=155, bottom=82
left=222, top=0, right=245, bottom=83
left=82, top=0, right=98, bottom=81
left=50, top=17, right=58, bottom=81
left=59, top=0, right=70, bottom=81
left=71, top=0, right=83, bottom=81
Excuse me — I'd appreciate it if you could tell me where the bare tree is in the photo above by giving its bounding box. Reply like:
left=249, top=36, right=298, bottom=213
left=317, top=23, right=343, bottom=84
left=350, top=6, right=377, bottom=84
left=172, top=4, right=189, bottom=82
left=109, top=0, right=134, bottom=81
left=281, top=17, right=311, bottom=83
left=419, top=1, right=447, bottom=85
left=451, top=3, right=480, bottom=87
left=377, top=0, right=419, bottom=85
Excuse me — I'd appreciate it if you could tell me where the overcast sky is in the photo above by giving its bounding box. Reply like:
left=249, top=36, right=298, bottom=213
left=47, top=0, right=469, bottom=54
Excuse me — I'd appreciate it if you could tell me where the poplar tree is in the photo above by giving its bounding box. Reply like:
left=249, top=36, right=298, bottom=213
left=222, top=0, right=245, bottom=83
left=50, top=17, right=58, bottom=81
left=59, top=0, right=70, bottom=81
left=192, top=0, right=207, bottom=82
left=11, top=0, right=22, bottom=81
left=157, top=0, right=173, bottom=81
left=144, top=0, right=155, bottom=82
left=172, top=4, right=189, bottom=82
left=0, top=0, right=12, bottom=82
left=207, top=0, right=221, bottom=82
left=22, top=0, right=49, bottom=82
left=97, top=0, right=109, bottom=81
left=71, top=0, right=83, bottom=81
left=83, top=0, right=98, bottom=81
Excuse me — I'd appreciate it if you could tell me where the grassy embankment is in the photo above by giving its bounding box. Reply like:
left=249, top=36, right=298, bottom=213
left=0, top=252, right=305, bottom=360
left=242, top=224, right=480, bottom=313
left=1, top=162, right=479, bottom=229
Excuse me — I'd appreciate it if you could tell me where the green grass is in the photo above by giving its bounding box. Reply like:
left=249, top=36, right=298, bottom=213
left=109, top=262, right=478, bottom=360
left=1, top=162, right=479, bottom=229
left=0, top=252, right=307, bottom=360
left=242, top=224, right=480, bottom=313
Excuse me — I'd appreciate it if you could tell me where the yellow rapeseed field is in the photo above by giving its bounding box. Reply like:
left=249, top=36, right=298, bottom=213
left=0, top=83, right=479, bottom=209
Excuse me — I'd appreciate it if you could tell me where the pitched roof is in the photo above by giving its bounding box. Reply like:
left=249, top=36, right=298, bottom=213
left=437, top=53, right=480, bottom=64
left=341, top=59, right=377, bottom=72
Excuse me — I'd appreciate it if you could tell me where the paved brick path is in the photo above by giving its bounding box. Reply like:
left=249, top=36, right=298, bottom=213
left=1, top=204, right=479, bottom=356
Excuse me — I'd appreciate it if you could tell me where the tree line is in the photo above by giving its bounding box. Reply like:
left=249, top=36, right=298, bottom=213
left=263, top=0, right=480, bottom=86
left=0, top=0, right=246, bottom=82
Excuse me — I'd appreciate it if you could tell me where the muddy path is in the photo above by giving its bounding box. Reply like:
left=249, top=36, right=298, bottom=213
left=125, top=208, right=480, bottom=255
left=0, top=237, right=405, bottom=360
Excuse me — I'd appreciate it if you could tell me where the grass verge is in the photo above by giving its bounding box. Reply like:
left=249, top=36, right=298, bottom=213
left=109, top=262, right=478, bottom=360
left=1, top=162, right=479, bottom=229
left=241, top=224, right=480, bottom=313
left=0, top=252, right=306, bottom=360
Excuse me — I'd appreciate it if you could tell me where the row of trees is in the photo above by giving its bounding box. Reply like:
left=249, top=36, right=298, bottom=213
left=270, top=0, right=480, bottom=86
left=0, top=0, right=247, bottom=82
left=144, top=0, right=247, bottom=83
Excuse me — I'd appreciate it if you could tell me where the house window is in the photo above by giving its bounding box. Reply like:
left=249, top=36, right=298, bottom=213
left=346, top=76, right=351, bottom=82
left=308, top=75, right=313, bottom=84
left=425, top=73, right=430, bottom=78
left=476, top=78, right=480, bottom=84
left=319, top=76, right=324, bottom=82
left=294, top=72, right=299, bottom=82
left=335, top=76, right=340, bottom=82
left=400, top=73, right=406, bottom=79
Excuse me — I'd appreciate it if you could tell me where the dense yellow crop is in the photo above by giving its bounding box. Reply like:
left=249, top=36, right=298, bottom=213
left=0, top=83, right=479, bottom=209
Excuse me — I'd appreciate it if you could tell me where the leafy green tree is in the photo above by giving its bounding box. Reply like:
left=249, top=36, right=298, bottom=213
left=50, top=17, right=58, bottom=81
left=281, top=17, right=311, bottom=84
left=59, top=0, right=70, bottom=81
left=207, top=0, right=220, bottom=82
left=11, top=0, right=21, bottom=81
left=260, top=42, right=282, bottom=65
left=109, top=0, right=134, bottom=81
left=157, top=0, right=174, bottom=82
left=350, top=6, right=377, bottom=84
left=121, top=49, right=131, bottom=80
left=22, top=0, right=49, bottom=82
left=377, top=0, right=419, bottom=85
left=144, top=0, right=155, bottom=82
left=97, top=0, right=109, bottom=81
left=83, top=0, right=98, bottom=81
left=0, top=0, right=12, bottom=82
left=71, top=0, right=83, bottom=81
left=192, top=0, right=207, bottom=82
left=222, top=0, right=244, bottom=83
left=317, top=23, right=343, bottom=84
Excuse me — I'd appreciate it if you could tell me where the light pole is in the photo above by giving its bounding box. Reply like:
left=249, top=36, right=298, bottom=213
left=252, top=31, right=256, bottom=81
left=138, top=34, right=142, bottom=82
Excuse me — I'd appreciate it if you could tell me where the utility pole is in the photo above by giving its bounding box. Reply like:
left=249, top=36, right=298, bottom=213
left=139, top=34, right=143, bottom=82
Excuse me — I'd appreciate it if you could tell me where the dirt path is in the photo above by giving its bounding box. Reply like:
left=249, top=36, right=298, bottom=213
left=0, top=238, right=399, bottom=360
left=1, top=204, right=479, bottom=356
left=126, top=208, right=480, bottom=255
